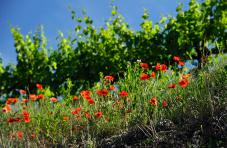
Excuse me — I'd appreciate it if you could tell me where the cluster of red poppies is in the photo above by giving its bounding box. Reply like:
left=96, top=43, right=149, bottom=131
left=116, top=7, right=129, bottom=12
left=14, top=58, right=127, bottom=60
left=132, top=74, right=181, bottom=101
left=139, top=56, right=190, bottom=108
left=1, top=56, right=191, bottom=140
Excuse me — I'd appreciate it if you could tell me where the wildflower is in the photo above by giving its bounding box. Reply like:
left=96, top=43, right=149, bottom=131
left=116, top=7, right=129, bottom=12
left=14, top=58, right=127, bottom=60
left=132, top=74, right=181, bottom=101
left=151, top=72, right=156, bottom=78
left=80, top=90, right=91, bottom=99
left=96, top=89, right=108, bottom=97
left=17, top=131, right=23, bottom=140
left=22, top=111, right=29, bottom=118
left=119, top=91, right=128, bottom=97
left=50, top=97, right=58, bottom=103
left=87, top=98, right=95, bottom=104
left=149, top=97, right=157, bottom=106
left=72, top=107, right=82, bottom=115
left=73, top=96, right=79, bottom=101
left=30, top=134, right=36, bottom=140
left=161, top=64, right=168, bottom=72
left=179, top=78, right=189, bottom=88
left=23, top=111, right=30, bottom=123
left=7, top=117, right=16, bottom=123
left=94, top=112, right=103, bottom=119
left=140, top=63, right=149, bottom=69
left=162, top=100, right=168, bottom=108
left=37, top=94, right=44, bottom=99
left=140, top=73, right=150, bottom=80
left=75, top=115, right=81, bottom=120
left=63, top=116, right=70, bottom=121
left=14, top=117, right=22, bottom=122
left=22, top=99, right=29, bottom=104
left=36, top=83, right=43, bottom=89
left=84, top=112, right=91, bottom=119
left=178, top=61, right=185, bottom=66
left=168, top=84, right=176, bottom=89
left=6, top=98, right=18, bottom=104
left=7, top=117, right=22, bottom=123
left=173, top=56, right=181, bottom=62
left=109, top=85, right=115, bottom=91
left=2, top=105, right=11, bottom=113
left=29, top=94, right=37, bottom=101
left=181, top=74, right=191, bottom=79
left=155, top=63, right=161, bottom=71
left=19, top=89, right=26, bottom=95
left=104, top=76, right=114, bottom=82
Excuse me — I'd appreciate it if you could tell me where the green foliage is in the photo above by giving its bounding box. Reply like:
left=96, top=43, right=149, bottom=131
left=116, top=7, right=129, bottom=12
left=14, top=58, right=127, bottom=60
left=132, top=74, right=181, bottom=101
left=11, top=27, right=53, bottom=93
left=0, top=0, right=226, bottom=94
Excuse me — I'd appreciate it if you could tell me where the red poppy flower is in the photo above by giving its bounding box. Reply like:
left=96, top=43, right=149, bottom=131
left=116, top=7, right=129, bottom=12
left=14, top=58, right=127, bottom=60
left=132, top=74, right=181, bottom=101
left=22, top=111, right=29, bottom=117
left=17, top=131, right=23, bottom=140
left=73, top=96, right=79, bottom=101
left=179, top=78, right=189, bottom=88
left=80, top=90, right=91, bottom=99
left=87, top=98, right=95, bottom=104
left=7, top=117, right=22, bottom=123
left=96, top=89, right=108, bottom=97
left=24, top=117, right=31, bottom=123
left=84, top=112, right=91, bottom=119
left=155, top=63, right=161, bottom=71
left=15, top=117, right=23, bottom=122
left=2, top=105, right=11, bottom=113
left=149, top=97, right=157, bottom=106
left=140, top=63, right=149, bottom=69
left=161, top=64, right=168, bottom=72
left=23, top=111, right=30, bottom=123
left=173, top=56, right=181, bottom=62
left=37, top=94, right=44, bottom=99
left=162, top=100, right=168, bottom=108
left=50, top=97, right=58, bottom=103
left=30, top=134, right=36, bottom=140
left=22, top=99, right=29, bottom=103
left=29, top=94, right=37, bottom=101
left=63, top=116, right=70, bottom=121
left=7, top=117, right=16, bottom=123
left=104, top=76, right=114, bottom=81
left=72, top=107, right=82, bottom=115
left=150, top=72, right=156, bottom=78
left=140, top=73, right=150, bottom=80
left=83, top=96, right=91, bottom=101
left=6, top=98, right=18, bottom=104
left=109, top=85, right=115, bottom=91
left=19, top=89, right=26, bottom=95
left=36, top=83, right=43, bottom=90
left=119, top=91, right=128, bottom=97
left=168, top=84, right=176, bottom=89
left=94, top=112, right=103, bottom=119
left=178, top=61, right=185, bottom=66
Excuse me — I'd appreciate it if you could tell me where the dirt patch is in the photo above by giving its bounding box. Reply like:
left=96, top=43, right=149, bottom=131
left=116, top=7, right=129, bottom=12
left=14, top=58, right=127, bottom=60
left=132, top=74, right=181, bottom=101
left=97, top=108, right=227, bottom=147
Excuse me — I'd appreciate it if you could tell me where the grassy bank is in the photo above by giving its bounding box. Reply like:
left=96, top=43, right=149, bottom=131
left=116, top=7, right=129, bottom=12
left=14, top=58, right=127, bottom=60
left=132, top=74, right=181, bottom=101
left=1, top=54, right=227, bottom=147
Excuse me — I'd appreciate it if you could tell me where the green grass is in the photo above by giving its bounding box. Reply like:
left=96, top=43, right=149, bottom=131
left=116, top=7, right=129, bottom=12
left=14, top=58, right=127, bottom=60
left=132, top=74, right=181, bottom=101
left=1, top=54, right=227, bottom=147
